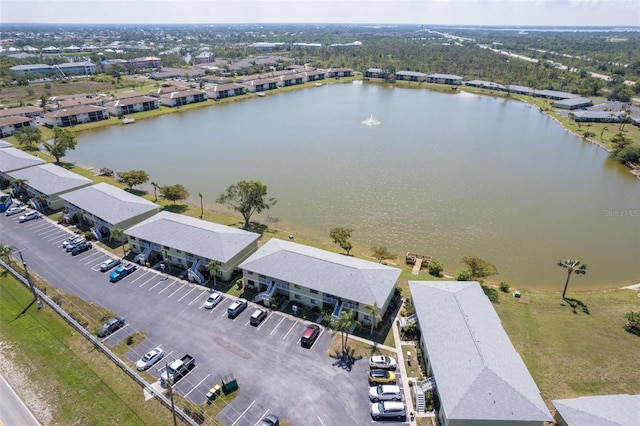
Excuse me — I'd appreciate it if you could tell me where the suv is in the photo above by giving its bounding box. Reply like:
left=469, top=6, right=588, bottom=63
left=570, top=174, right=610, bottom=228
left=71, top=241, right=92, bottom=256
left=227, top=298, right=248, bottom=318
left=250, top=308, right=267, bottom=326
left=368, top=369, right=396, bottom=385
left=18, top=211, right=39, bottom=223
left=300, top=324, right=320, bottom=347
left=370, top=401, right=406, bottom=420
left=98, top=316, right=125, bottom=337
left=369, top=385, right=402, bottom=402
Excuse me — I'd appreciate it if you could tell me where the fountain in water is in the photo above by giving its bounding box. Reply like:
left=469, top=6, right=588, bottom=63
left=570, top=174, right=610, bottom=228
left=362, top=114, right=381, bottom=126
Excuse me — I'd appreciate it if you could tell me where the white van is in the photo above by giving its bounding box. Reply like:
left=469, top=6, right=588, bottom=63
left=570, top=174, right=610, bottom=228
left=370, top=401, right=406, bottom=420
left=369, top=385, right=402, bottom=402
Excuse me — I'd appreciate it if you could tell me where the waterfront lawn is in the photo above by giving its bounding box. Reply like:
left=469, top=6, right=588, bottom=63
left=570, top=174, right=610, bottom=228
left=493, top=288, right=640, bottom=404
left=0, top=272, right=172, bottom=426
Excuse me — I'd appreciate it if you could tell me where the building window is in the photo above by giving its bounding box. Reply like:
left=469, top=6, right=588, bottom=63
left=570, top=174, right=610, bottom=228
left=364, top=315, right=371, bottom=321
left=248, top=280, right=255, bottom=287
left=247, top=271, right=254, bottom=275
left=294, top=294, right=301, bottom=300
left=294, top=284, right=300, bottom=289
left=310, top=299, right=317, bottom=305
left=310, top=289, right=318, bottom=294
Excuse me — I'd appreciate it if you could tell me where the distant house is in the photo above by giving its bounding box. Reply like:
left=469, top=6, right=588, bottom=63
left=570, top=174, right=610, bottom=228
left=195, top=52, right=215, bottom=63
left=240, top=239, right=401, bottom=325
left=51, top=97, right=102, bottom=111
left=303, top=69, right=327, bottom=82
left=364, top=68, right=390, bottom=79
left=60, top=182, right=159, bottom=241
left=57, top=61, right=96, bottom=76
left=533, top=90, right=578, bottom=100
left=426, top=73, right=463, bottom=85
left=553, top=97, right=593, bottom=110
left=326, top=67, right=354, bottom=78
left=160, top=89, right=208, bottom=107
left=465, top=79, right=505, bottom=90
left=0, top=106, right=43, bottom=120
left=395, top=70, right=427, bottom=82
left=552, top=394, right=640, bottom=426
left=0, top=116, right=35, bottom=137
left=9, top=64, right=53, bottom=77
left=206, top=83, right=247, bottom=100
left=569, top=110, right=624, bottom=123
left=148, top=84, right=192, bottom=97
left=202, top=75, right=231, bottom=85
left=408, top=281, right=552, bottom=426
left=279, top=73, right=305, bottom=87
left=7, top=163, right=92, bottom=211
left=129, top=56, right=162, bottom=68
left=104, top=96, right=159, bottom=117
left=125, top=211, right=260, bottom=284
left=242, top=77, right=279, bottom=93
left=43, top=105, right=110, bottom=128
left=0, top=147, right=46, bottom=181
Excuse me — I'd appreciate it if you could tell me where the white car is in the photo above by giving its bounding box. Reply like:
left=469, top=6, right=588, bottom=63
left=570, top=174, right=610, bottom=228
left=66, top=237, right=87, bottom=252
left=369, top=385, right=402, bottom=402
left=5, top=205, right=26, bottom=216
left=370, top=401, right=406, bottom=420
left=100, top=257, right=121, bottom=272
left=369, top=355, right=397, bottom=370
left=18, top=211, right=39, bottom=223
left=62, top=234, right=83, bottom=248
left=135, top=347, right=164, bottom=371
left=203, top=291, right=223, bottom=309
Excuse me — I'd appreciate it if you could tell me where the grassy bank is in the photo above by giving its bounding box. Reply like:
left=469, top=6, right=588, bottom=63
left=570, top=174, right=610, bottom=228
left=0, top=272, right=172, bottom=425
left=493, top=288, right=640, bottom=406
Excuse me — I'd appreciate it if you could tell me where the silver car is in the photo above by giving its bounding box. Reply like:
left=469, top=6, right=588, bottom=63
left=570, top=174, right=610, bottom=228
left=66, top=237, right=87, bottom=252
left=100, top=257, right=121, bottom=272
left=135, top=347, right=164, bottom=371
left=369, top=385, right=402, bottom=402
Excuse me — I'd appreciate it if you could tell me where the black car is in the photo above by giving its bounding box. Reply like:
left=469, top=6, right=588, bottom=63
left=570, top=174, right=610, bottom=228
left=98, top=316, right=125, bottom=337
left=71, top=241, right=92, bottom=256
left=301, top=324, right=320, bottom=347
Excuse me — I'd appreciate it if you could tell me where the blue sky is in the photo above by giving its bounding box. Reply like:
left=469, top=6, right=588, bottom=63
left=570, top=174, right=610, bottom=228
left=1, top=0, right=639, bottom=27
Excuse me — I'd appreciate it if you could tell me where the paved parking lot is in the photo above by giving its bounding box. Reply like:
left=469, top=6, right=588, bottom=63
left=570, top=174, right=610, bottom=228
left=2, top=212, right=408, bottom=425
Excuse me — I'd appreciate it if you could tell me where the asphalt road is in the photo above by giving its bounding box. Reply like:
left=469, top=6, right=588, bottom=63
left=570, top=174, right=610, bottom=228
left=1, top=212, right=408, bottom=425
left=0, top=373, right=41, bottom=426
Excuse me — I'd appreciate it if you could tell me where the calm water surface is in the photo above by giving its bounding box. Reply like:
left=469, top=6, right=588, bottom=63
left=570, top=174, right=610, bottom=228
left=71, top=82, right=640, bottom=290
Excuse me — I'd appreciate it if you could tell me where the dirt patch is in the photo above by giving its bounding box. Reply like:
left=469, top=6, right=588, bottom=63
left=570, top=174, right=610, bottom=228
left=0, top=340, right=54, bottom=424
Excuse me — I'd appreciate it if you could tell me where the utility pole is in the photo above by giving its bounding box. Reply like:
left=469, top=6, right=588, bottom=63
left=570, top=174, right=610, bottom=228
left=14, top=249, right=40, bottom=306
left=165, top=361, right=178, bottom=426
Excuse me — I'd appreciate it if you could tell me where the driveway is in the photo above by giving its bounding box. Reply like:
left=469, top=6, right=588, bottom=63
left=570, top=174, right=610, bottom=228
left=1, top=213, right=408, bottom=425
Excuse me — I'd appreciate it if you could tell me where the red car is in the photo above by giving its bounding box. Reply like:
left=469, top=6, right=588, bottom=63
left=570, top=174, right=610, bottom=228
left=301, top=324, right=320, bottom=347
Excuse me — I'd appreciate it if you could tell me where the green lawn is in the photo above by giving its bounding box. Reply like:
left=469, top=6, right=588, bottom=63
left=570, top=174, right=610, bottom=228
left=0, top=272, right=173, bottom=425
left=493, top=288, right=640, bottom=405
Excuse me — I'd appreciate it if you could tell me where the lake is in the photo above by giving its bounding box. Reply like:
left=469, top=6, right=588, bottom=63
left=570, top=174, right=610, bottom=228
left=70, top=82, right=640, bottom=290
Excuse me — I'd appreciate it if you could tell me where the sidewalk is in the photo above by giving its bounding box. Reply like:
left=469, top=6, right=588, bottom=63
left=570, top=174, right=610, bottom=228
left=391, top=317, right=417, bottom=426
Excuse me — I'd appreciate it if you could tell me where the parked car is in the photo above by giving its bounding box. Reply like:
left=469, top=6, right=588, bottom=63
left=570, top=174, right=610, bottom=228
left=369, top=385, right=402, bottom=402
left=109, top=263, right=137, bottom=282
left=100, top=257, right=121, bottom=272
left=227, top=298, right=248, bottom=318
left=18, top=211, right=39, bottom=223
left=62, top=234, right=83, bottom=248
left=5, top=205, right=26, bottom=216
left=369, top=355, right=397, bottom=370
left=135, top=347, right=164, bottom=371
left=258, top=414, right=279, bottom=426
left=65, top=237, right=87, bottom=252
left=71, top=241, right=92, bottom=256
left=250, top=308, right=267, bottom=326
left=203, top=291, right=223, bottom=309
left=98, top=316, right=125, bottom=337
left=368, top=369, right=396, bottom=385
left=301, top=324, right=320, bottom=348
left=370, top=401, right=406, bottom=420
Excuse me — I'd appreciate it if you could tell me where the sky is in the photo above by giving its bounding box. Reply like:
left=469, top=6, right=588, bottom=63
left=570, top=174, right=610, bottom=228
left=1, top=0, right=639, bottom=27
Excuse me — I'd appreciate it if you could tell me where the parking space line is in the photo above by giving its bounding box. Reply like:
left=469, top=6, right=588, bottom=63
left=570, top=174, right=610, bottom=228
left=130, top=271, right=151, bottom=284
left=283, top=322, right=297, bottom=340
left=39, top=228, right=61, bottom=238
left=270, top=316, right=285, bottom=335
left=256, top=312, right=272, bottom=331
left=188, top=290, right=206, bottom=306
left=139, top=275, right=157, bottom=288
left=317, top=417, right=325, bottom=426
left=33, top=224, right=52, bottom=233
left=177, top=287, right=196, bottom=302
left=184, top=373, right=210, bottom=398
left=158, top=280, right=177, bottom=294
left=46, top=232, right=68, bottom=242
left=82, top=252, right=104, bottom=263
left=231, top=400, right=256, bottom=426
left=255, top=410, right=270, bottom=426
left=100, top=324, right=129, bottom=341
left=167, top=284, right=185, bottom=298
left=148, top=279, right=166, bottom=291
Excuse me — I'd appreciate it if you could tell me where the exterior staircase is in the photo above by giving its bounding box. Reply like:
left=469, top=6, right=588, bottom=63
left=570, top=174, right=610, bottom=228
left=331, top=300, right=343, bottom=320
left=134, top=245, right=152, bottom=264
left=187, top=258, right=204, bottom=284
left=254, top=282, right=276, bottom=303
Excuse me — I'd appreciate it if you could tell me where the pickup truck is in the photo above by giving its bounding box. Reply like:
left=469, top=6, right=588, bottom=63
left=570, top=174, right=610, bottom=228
left=160, top=354, right=195, bottom=387
left=109, top=263, right=137, bottom=282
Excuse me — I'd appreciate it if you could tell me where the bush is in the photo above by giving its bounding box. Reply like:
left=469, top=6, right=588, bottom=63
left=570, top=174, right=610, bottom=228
left=456, top=268, right=473, bottom=281
left=499, top=282, right=510, bottom=293
left=481, top=285, right=500, bottom=303
left=125, top=335, right=134, bottom=345
left=428, top=259, right=443, bottom=277
left=624, top=311, right=640, bottom=336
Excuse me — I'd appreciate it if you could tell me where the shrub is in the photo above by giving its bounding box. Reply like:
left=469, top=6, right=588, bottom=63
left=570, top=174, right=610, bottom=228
left=481, top=285, right=500, bottom=303
left=428, top=259, right=443, bottom=277
left=456, top=268, right=473, bottom=281
left=624, top=311, right=640, bottom=336
left=125, top=335, right=134, bottom=345
left=499, top=282, right=510, bottom=293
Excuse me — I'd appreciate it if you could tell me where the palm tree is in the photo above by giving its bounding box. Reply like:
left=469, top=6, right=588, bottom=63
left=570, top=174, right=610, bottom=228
left=600, top=126, right=608, bottom=139
left=207, top=260, right=220, bottom=287
left=332, top=310, right=360, bottom=356
left=10, top=178, right=28, bottom=197
left=150, top=182, right=159, bottom=202
left=198, top=192, right=204, bottom=218
left=557, top=259, right=587, bottom=300
left=366, top=303, right=381, bottom=334
left=0, top=243, right=15, bottom=265
left=110, top=228, right=126, bottom=258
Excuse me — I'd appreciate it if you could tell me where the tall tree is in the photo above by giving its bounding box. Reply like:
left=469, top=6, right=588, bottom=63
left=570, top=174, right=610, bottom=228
left=332, top=309, right=360, bottom=356
left=198, top=192, right=204, bottom=218
left=330, top=227, right=354, bottom=255
left=160, top=184, right=189, bottom=205
left=43, top=126, right=77, bottom=163
left=366, top=303, right=381, bottom=334
left=207, top=260, right=221, bottom=287
left=116, top=170, right=149, bottom=190
left=150, top=181, right=159, bottom=201
left=216, top=180, right=277, bottom=229
left=460, top=256, right=498, bottom=282
left=110, top=228, right=127, bottom=258
left=14, top=126, right=42, bottom=150
left=371, top=246, right=396, bottom=263
left=557, top=259, right=587, bottom=300
left=0, top=243, right=15, bottom=265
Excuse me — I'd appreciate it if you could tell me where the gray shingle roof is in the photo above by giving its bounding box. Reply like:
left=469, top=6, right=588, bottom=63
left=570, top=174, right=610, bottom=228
left=240, top=239, right=400, bottom=307
left=7, top=163, right=91, bottom=195
left=553, top=97, right=592, bottom=107
left=0, top=147, right=45, bottom=173
left=124, top=211, right=259, bottom=263
left=59, top=183, right=158, bottom=225
left=552, top=394, right=640, bottom=426
left=409, top=281, right=552, bottom=423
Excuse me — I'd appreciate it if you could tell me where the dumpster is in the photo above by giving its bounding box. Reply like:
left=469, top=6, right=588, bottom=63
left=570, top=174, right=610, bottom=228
left=206, top=384, right=222, bottom=403
left=221, top=374, right=238, bottom=394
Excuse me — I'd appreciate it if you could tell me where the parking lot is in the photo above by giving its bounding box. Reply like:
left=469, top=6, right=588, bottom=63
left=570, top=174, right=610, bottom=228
left=2, top=212, right=408, bottom=425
